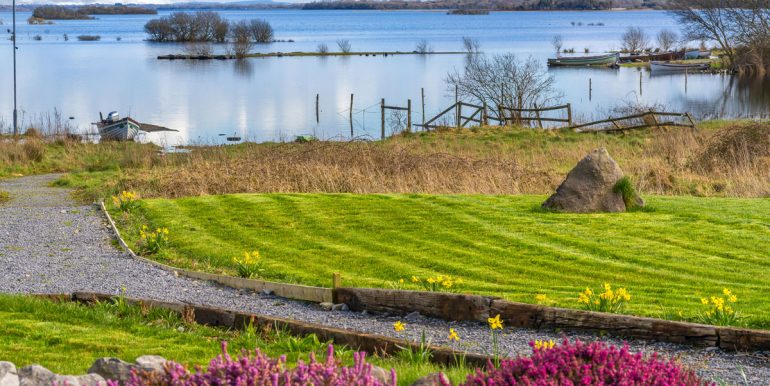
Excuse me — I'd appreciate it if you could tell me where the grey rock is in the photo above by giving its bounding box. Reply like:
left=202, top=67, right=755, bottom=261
left=135, top=356, right=167, bottom=373
left=405, top=311, right=422, bottom=321
left=319, top=302, right=334, bottom=311
left=410, top=372, right=451, bottom=386
left=87, top=358, right=136, bottom=384
left=542, top=148, right=632, bottom=213
left=18, top=365, right=54, bottom=386
left=0, top=362, right=19, bottom=386
left=369, top=366, right=390, bottom=384
left=331, top=303, right=349, bottom=311
left=261, top=289, right=274, bottom=296
left=53, top=374, right=106, bottom=386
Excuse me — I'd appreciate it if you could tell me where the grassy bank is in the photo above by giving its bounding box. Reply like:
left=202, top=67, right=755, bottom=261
left=26, top=121, right=769, bottom=201
left=112, top=193, right=770, bottom=329
left=0, top=294, right=470, bottom=383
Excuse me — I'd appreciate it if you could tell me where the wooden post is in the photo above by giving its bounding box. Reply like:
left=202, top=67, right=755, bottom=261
left=534, top=103, right=543, bottom=129
left=407, top=99, right=412, bottom=132
left=455, top=85, right=460, bottom=128
left=380, top=98, right=385, bottom=140
left=332, top=272, right=341, bottom=304
left=685, top=67, right=688, bottom=92
left=482, top=101, right=488, bottom=126
left=421, top=87, right=426, bottom=129
left=315, top=93, right=319, bottom=124
left=349, top=93, right=354, bottom=137
left=456, top=102, right=461, bottom=128
left=567, top=103, right=573, bottom=127
left=589, top=78, right=592, bottom=101
left=639, top=71, right=643, bottom=95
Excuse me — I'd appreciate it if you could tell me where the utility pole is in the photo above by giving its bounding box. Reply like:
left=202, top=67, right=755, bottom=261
left=12, top=0, right=18, bottom=136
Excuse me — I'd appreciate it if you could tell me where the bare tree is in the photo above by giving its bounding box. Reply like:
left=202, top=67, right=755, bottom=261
left=229, top=20, right=253, bottom=58
left=668, top=0, right=736, bottom=61
left=462, top=36, right=481, bottom=54
left=551, top=34, right=563, bottom=55
left=446, top=53, right=560, bottom=125
left=336, top=39, right=352, bottom=53
left=656, top=29, right=678, bottom=52
left=317, top=43, right=329, bottom=54
left=621, top=26, right=649, bottom=53
left=248, top=19, right=273, bottom=43
left=415, top=39, right=433, bottom=54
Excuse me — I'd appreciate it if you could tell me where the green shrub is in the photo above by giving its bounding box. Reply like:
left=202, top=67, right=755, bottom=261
left=613, top=176, right=640, bottom=209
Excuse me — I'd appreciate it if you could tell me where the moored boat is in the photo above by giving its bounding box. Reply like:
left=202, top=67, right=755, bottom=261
left=650, top=61, right=711, bottom=73
left=547, top=53, right=619, bottom=67
left=619, top=50, right=684, bottom=63
left=685, top=49, right=711, bottom=60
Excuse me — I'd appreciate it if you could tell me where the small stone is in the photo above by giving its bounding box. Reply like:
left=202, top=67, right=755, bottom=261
left=87, top=358, right=136, bottom=384
left=405, top=311, right=422, bottom=321
left=261, top=289, right=274, bottom=296
left=410, top=372, right=451, bottom=386
left=705, top=346, right=719, bottom=352
left=135, top=355, right=167, bottom=373
left=319, top=302, right=334, bottom=311
left=177, top=326, right=185, bottom=332
left=331, top=303, right=349, bottom=311
left=0, top=362, right=19, bottom=386
left=370, top=366, right=389, bottom=384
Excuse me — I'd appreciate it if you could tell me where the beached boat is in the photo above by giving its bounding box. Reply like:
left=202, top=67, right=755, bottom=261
left=95, top=111, right=176, bottom=141
left=650, top=61, right=711, bottom=73
left=547, top=53, right=619, bottom=67
left=685, top=49, right=711, bottom=60
left=619, top=51, right=684, bottom=63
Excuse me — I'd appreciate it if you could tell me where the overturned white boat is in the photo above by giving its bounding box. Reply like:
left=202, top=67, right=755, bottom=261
left=95, top=111, right=176, bottom=141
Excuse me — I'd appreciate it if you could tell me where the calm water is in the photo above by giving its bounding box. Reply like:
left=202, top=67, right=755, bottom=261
left=1, top=9, right=769, bottom=144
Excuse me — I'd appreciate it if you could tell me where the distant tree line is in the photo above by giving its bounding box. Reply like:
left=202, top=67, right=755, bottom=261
left=144, top=11, right=273, bottom=44
left=30, top=5, right=156, bottom=20
left=302, top=0, right=667, bottom=11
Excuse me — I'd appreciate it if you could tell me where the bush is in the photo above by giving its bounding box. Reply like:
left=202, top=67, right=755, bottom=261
left=248, top=19, right=273, bottom=43
left=77, top=35, right=101, bottom=41
left=577, top=283, right=631, bottom=313
left=116, top=343, right=395, bottom=386
left=32, top=5, right=92, bottom=20
left=317, top=43, right=329, bottom=54
left=461, top=340, right=709, bottom=385
left=22, top=141, right=45, bottom=163
left=336, top=39, right=351, bottom=53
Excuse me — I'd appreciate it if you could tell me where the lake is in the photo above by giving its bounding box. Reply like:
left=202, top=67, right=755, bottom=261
left=1, top=9, right=769, bottom=144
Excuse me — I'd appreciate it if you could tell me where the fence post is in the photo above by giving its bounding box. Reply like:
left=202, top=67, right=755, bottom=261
left=380, top=98, right=385, bottom=139
left=455, top=85, right=460, bottom=128
left=567, top=103, right=573, bottom=127
left=315, top=93, right=319, bottom=124
left=456, top=103, right=461, bottom=128
left=349, top=93, right=354, bottom=137
left=407, top=99, right=412, bottom=132
left=482, top=101, right=488, bottom=126
left=421, top=88, right=426, bottom=129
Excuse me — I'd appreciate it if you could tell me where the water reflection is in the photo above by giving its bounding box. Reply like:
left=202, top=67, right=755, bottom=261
left=234, top=60, right=253, bottom=77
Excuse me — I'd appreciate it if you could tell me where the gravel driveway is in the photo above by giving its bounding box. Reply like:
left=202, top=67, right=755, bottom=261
left=1, top=174, right=768, bottom=384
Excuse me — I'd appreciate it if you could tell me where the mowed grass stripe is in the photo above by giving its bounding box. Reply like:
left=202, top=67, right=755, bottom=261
left=125, top=194, right=770, bottom=328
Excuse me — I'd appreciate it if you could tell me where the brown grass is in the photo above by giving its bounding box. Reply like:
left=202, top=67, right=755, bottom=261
left=4, top=121, right=769, bottom=199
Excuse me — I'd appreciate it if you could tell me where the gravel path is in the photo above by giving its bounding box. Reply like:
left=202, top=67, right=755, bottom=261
left=1, top=174, right=768, bottom=384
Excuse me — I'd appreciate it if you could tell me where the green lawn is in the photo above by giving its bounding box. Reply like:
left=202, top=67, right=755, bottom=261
left=0, top=295, right=469, bottom=384
left=115, top=194, right=770, bottom=329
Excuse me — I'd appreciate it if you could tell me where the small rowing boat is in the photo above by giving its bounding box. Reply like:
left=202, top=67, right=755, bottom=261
left=547, top=53, right=618, bottom=67
left=650, top=61, right=711, bottom=73
left=94, top=111, right=177, bottom=141
left=619, top=51, right=684, bottom=63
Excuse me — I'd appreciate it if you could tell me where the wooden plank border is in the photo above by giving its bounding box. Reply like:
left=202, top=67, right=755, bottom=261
left=99, top=201, right=333, bottom=303
left=63, top=292, right=491, bottom=368
left=336, top=287, right=770, bottom=352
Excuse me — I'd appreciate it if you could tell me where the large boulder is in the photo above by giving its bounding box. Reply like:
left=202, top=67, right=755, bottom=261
left=543, top=148, right=641, bottom=213
left=0, top=362, right=19, bottom=386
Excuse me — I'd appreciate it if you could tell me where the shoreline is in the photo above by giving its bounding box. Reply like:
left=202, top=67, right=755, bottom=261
left=158, top=50, right=466, bottom=60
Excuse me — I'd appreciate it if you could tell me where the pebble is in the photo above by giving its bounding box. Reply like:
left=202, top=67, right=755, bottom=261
left=1, top=175, right=769, bottom=385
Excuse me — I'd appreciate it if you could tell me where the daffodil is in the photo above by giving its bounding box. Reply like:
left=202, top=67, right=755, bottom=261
left=488, top=314, right=503, bottom=330
left=535, top=294, right=547, bottom=303
left=393, top=321, right=405, bottom=332
left=448, top=328, right=460, bottom=342
left=533, top=339, right=555, bottom=350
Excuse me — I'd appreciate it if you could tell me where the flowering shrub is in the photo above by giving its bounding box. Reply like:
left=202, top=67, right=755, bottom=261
left=112, top=191, right=140, bottom=213
left=115, top=342, right=396, bottom=386
left=232, top=250, right=264, bottom=278
left=461, top=340, right=712, bottom=386
left=698, top=288, right=740, bottom=326
left=577, top=283, right=631, bottom=313
left=138, top=225, right=169, bottom=255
